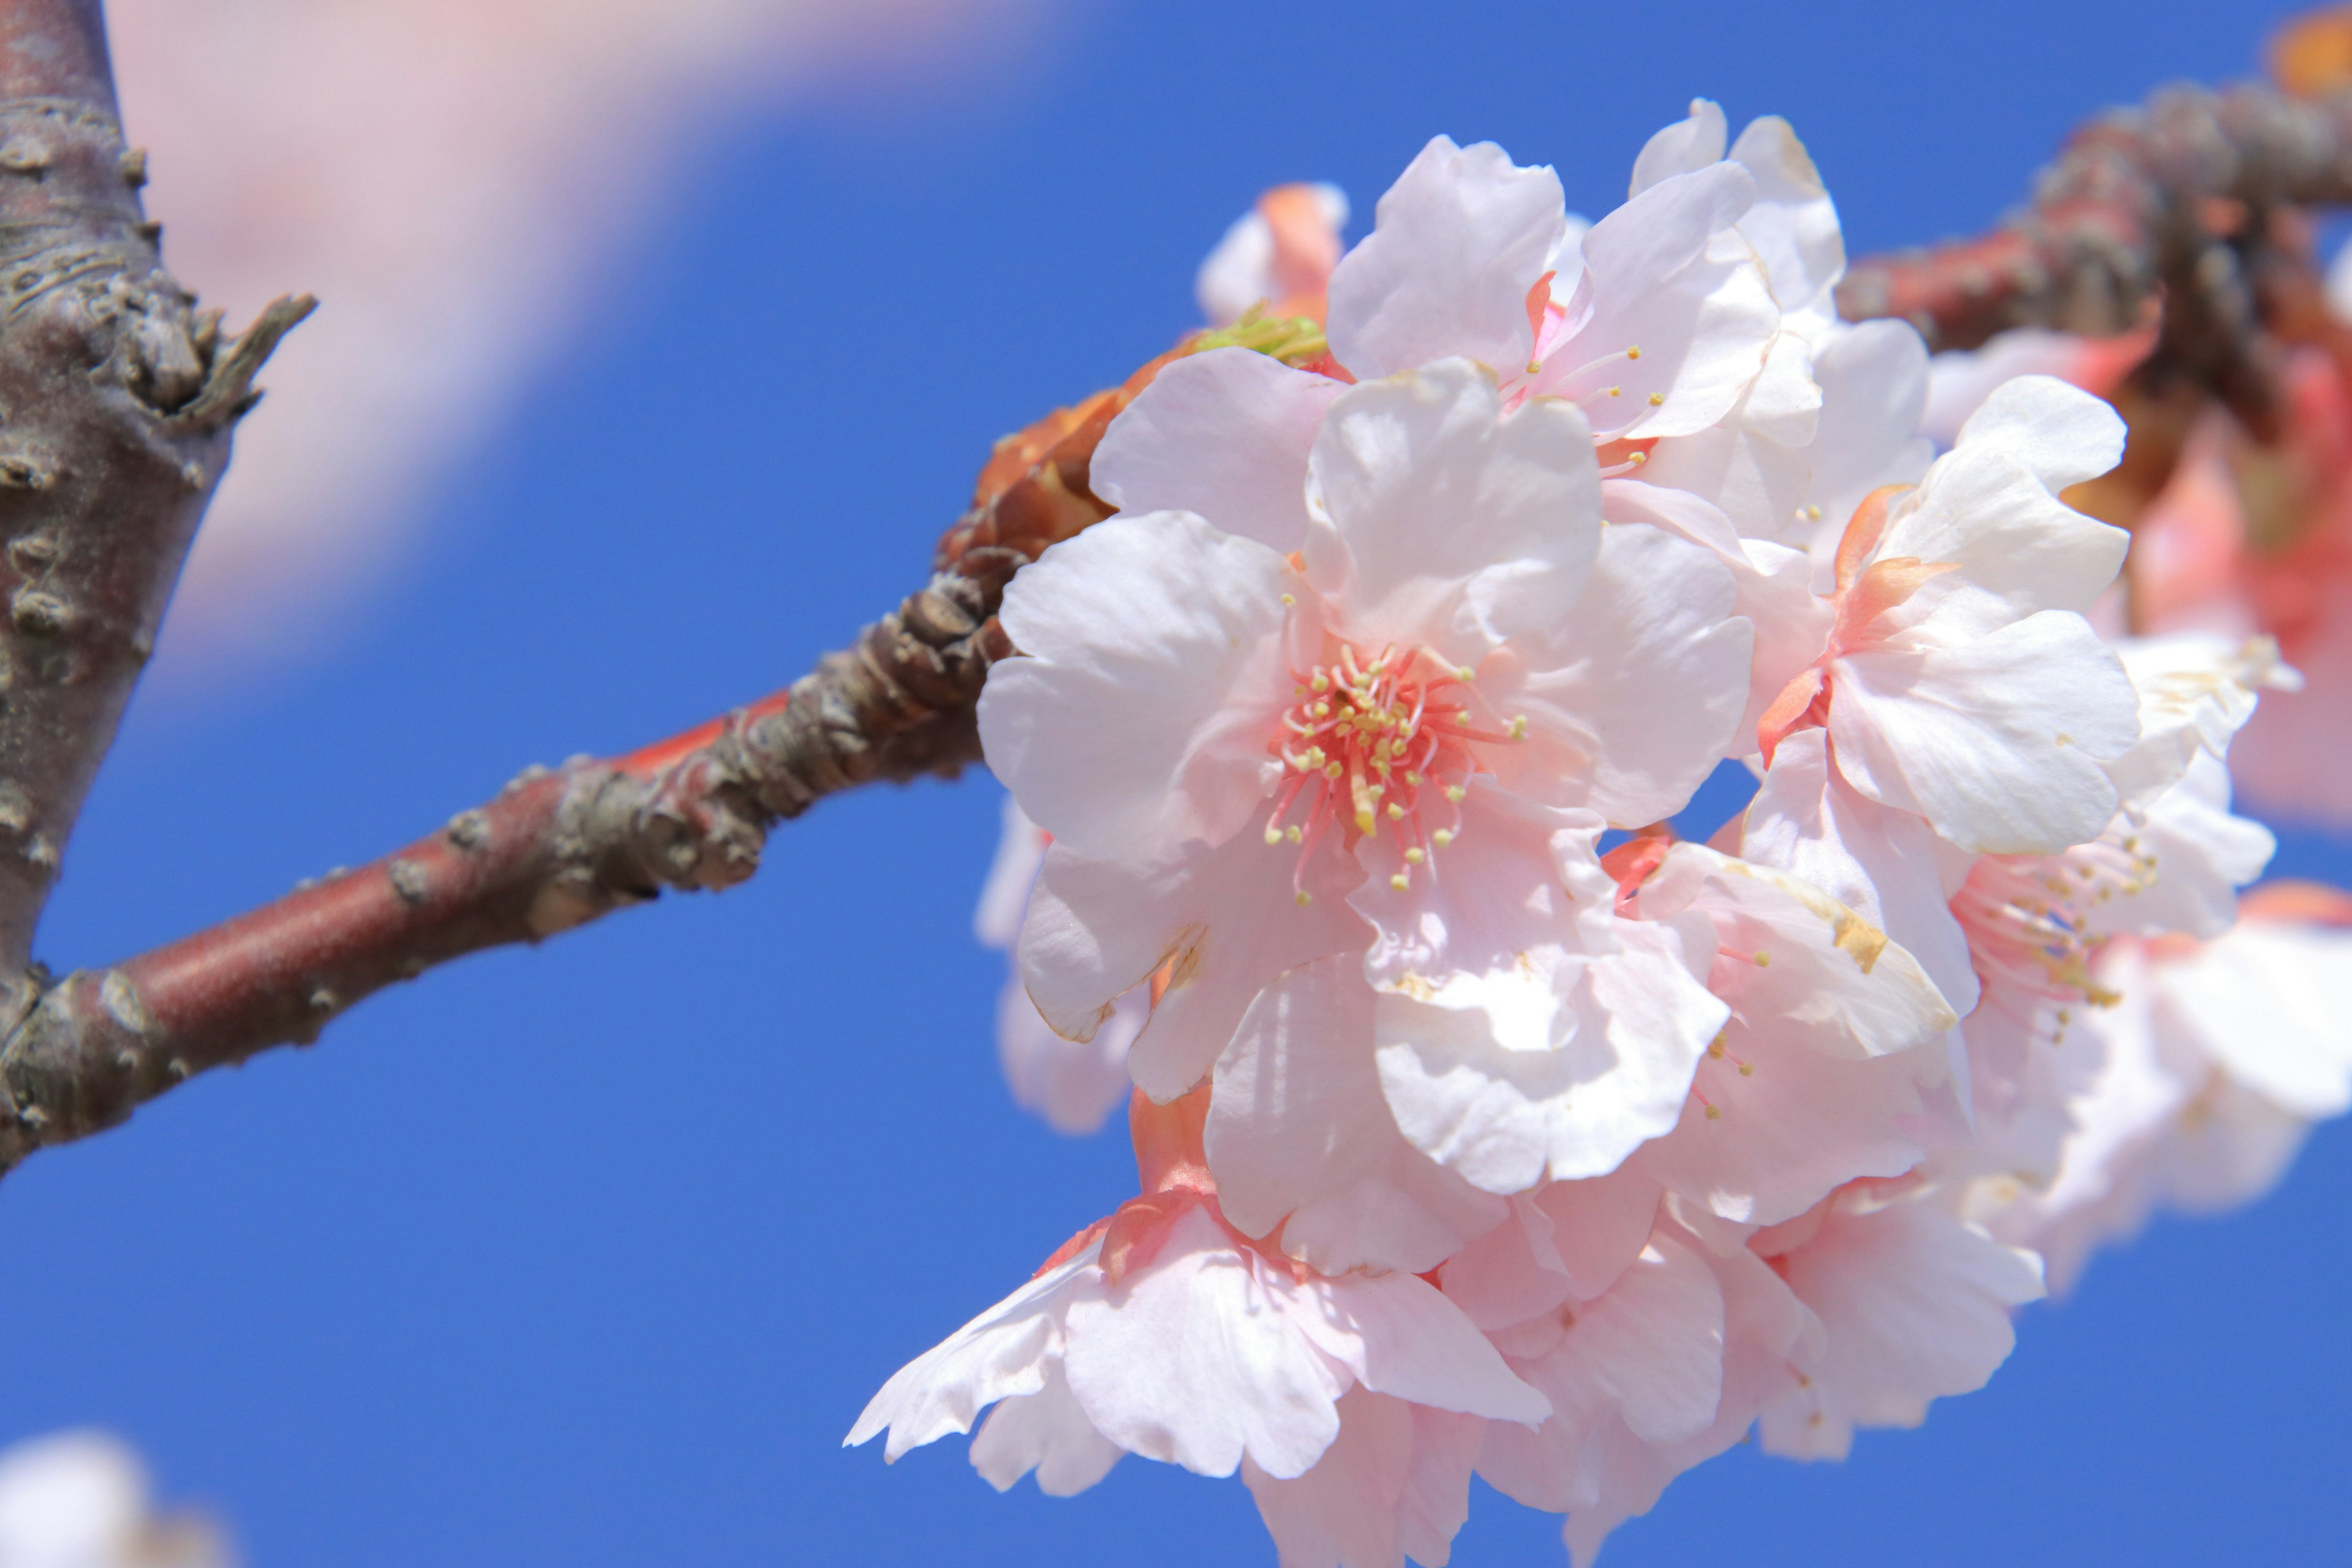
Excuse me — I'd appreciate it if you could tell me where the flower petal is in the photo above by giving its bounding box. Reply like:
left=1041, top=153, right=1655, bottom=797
left=1829, top=606, right=2139, bottom=853
left=1305, top=359, right=1600, bottom=654
left=1062, top=1207, right=1348, bottom=1480
left=1020, top=832, right=1370, bottom=1102
left=1207, top=954, right=1509, bottom=1275
left=1326, top=137, right=1567, bottom=380
left=970, top=1362, right=1124, bottom=1497
left=1091, top=347, right=1344, bottom=552
left=982, top=511, right=1303, bottom=863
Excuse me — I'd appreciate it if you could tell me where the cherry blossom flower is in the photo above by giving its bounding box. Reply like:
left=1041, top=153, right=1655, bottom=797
left=976, top=800, right=1139, bottom=1134
left=1752, top=1183, right=2044, bottom=1461
left=847, top=1091, right=1548, bottom=1532
left=1197, top=183, right=1351, bottom=327
left=1630, top=100, right=1937, bottom=564
left=1740, top=374, right=2142, bottom=1013
left=0, top=1432, right=230, bottom=1568
left=1969, top=886, right=2352, bottom=1292
left=985, top=355, right=1747, bottom=1175
left=1325, top=134, right=1779, bottom=440
left=1945, top=635, right=2286, bottom=1182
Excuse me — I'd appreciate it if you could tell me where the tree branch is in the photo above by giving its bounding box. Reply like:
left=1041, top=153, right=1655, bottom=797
left=1836, top=80, right=2352, bottom=437
left=0, top=344, right=1168, bottom=1174
left=0, top=0, right=306, bottom=992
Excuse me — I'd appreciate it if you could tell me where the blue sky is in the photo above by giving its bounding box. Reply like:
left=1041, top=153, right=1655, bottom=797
left=12, top=1, right=2348, bottom=1563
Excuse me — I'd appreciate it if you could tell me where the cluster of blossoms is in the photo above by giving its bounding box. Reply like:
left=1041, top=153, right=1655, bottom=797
left=859, top=102, right=2352, bottom=1564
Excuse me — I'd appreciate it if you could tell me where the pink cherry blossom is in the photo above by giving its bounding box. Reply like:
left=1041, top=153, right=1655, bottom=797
left=848, top=1091, right=1548, bottom=1516
left=976, top=800, right=1140, bottom=1134
left=1197, top=183, right=1351, bottom=328
left=1740, top=374, right=2143, bottom=1012
left=1945, top=635, right=2285, bottom=1183
left=1970, top=886, right=2352, bottom=1292
left=985, top=357, right=1745, bottom=1174
left=1753, top=1182, right=2044, bottom=1460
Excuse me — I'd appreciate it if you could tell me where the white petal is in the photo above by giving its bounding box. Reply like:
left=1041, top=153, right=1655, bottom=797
left=1326, top=137, right=1567, bottom=380
left=1375, top=912, right=1725, bottom=1192
left=1830, top=606, right=2139, bottom=853
left=1440, top=1192, right=1575, bottom=1331
left=1550, top=164, right=1775, bottom=440
left=1757, top=1197, right=2042, bottom=1458
left=1020, top=832, right=1370, bottom=1101
left=1628, top=99, right=1728, bottom=194
left=1637, top=843, right=1960, bottom=1058
left=1477, top=1232, right=1726, bottom=1510
left=846, top=1247, right=1090, bottom=1460
left=1741, top=728, right=1981, bottom=1015
left=1879, top=378, right=2128, bottom=619
left=1242, top=1387, right=1414, bottom=1568
left=1805, top=320, right=1935, bottom=541
left=1729, top=115, right=1844, bottom=326
left=975, top=795, right=1047, bottom=949
left=1491, top=520, right=1754, bottom=823
left=1062, top=1207, right=1348, bottom=1480
left=971, top=1362, right=1123, bottom=1496
left=1091, top=347, right=1345, bottom=552
left=1207, top=954, right=1507, bottom=1275
left=1351, top=790, right=1616, bottom=1057
left=1951, top=373, right=2127, bottom=492
left=2157, top=919, right=2352, bottom=1118
left=1297, top=1269, right=1552, bottom=1423
left=998, top=974, right=1141, bottom=1136
left=1532, top=1164, right=1668, bottom=1300
left=1305, top=360, right=1600, bottom=653
left=981, top=511, right=1302, bottom=863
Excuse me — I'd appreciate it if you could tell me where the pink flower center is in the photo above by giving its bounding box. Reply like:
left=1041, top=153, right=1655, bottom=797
left=1262, top=639, right=1521, bottom=897
left=1950, top=834, right=2155, bottom=1030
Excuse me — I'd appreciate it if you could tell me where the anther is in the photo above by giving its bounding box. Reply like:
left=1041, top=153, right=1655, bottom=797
left=1390, top=872, right=1411, bottom=891
left=1455, top=665, right=1476, bottom=682
left=1444, top=785, right=1466, bottom=803
left=1433, top=829, right=1455, bottom=846
left=1704, top=1103, right=1722, bottom=1121
left=1295, top=891, right=1313, bottom=906
left=1626, top=346, right=1642, bottom=360
left=1285, top=826, right=1302, bottom=843
left=1387, top=803, right=1405, bottom=820
left=1265, top=826, right=1285, bottom=845
left=1647, top=391, right=1664, bottom=405
left=1281, top=594, right=1296, bottom=607
left=1404, top=848, right=1426, bottom=864
left=1312, top=673, right=1330, bottom=692
left=1507, top=715, right=1529, bottom=740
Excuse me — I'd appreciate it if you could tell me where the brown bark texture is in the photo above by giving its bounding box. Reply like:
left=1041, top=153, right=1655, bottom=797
left=0, top=355, right=1144, bottom=1174
left=0, top=0, right=305, bottom=988
left=1836, top=80, right=2352, bottom=437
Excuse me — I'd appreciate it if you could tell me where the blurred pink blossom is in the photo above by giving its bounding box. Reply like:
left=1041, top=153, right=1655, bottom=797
left=110, top=0, right=1048, bottom=680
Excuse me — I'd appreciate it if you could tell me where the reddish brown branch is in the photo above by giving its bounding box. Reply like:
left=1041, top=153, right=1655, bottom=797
left=0, top=344, right=1174, bottom=1174
left=0, top=0, right=304, bottom=986
left=1836, top=80, right=2352, bottom=437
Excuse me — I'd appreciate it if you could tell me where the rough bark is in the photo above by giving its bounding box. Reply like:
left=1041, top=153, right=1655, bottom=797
left=1836, top=81, right=2352, bottom=436
left=0, top=0, right=307, bottom=993
left=0, top=355, right=1152, bottom=1173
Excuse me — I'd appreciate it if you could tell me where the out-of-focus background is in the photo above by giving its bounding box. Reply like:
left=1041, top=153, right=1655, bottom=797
left=9, top=1, right=2345, bottom=1562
